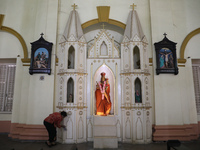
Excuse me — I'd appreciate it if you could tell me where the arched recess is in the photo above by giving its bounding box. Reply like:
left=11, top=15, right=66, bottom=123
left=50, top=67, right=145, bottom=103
left=93, top=64, right=115, bottom=115
left=135, top=78, right=142, bottom=103
left=180, top=28, right=200, bottom=62
left=133, top=46, right=140, bottom=69
left=67, top=77, right=74, bottom=103
left=100, top=41, right=108, bottom=56
left=0, top=15, right=28, bottom=61
left=68, top=45, right=75, bottom=69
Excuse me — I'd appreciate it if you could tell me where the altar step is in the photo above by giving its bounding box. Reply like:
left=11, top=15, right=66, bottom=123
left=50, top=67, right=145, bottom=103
left=93, top=116, right=118, bottom=148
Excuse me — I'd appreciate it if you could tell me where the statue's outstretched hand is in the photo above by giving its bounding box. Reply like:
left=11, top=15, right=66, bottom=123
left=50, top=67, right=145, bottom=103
left=96, top=82, right=100, bottom=89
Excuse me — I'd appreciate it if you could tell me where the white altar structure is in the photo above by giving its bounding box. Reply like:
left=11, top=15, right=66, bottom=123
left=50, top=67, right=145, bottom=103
left=2, top=0, right=199, bottom=146
left=56, top=7, right=152, bottom=146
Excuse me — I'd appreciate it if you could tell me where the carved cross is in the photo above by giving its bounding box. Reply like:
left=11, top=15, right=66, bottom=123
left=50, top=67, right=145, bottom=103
left=71, top=3, right=77, bottom=10
left=130, top=3, right=137, bottom=10
left=101, top=23, right=106, bottom=29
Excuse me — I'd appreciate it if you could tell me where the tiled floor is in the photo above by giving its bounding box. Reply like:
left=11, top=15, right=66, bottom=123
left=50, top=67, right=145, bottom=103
left=1, top=134, right=200, bottom=150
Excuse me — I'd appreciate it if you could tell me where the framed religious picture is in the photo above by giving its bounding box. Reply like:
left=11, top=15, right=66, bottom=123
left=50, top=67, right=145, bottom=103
left=29, top=33, right=53, bottom=75
left=154, top=33, right=179, bottom=75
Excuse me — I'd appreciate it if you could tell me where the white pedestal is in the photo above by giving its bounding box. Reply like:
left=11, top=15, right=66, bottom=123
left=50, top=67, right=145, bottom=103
left=93, top=116, right=118, bottom=148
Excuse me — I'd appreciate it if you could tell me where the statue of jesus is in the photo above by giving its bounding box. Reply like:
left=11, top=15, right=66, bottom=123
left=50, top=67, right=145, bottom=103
left=95, top=72, right=111, bottom=116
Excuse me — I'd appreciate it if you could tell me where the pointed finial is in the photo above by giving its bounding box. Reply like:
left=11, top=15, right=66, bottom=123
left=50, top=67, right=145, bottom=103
left=72, top=3, right=77, bottom=10
left=40, top=33, right=44, bottom=37
left=101, top=23, right=106, bottom=30
left=130, top=3, right=137, bottom=10
left=163, top=33, right=167, bottom=37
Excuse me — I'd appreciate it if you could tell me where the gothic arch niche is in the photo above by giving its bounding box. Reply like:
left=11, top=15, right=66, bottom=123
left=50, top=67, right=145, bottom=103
left=133, top=46, right=140, bottom=69
left=66, top=117, right=73, bottom=139
left=67, top=77, right=74, bottom=103
left=93, top=64, right=115, bottom=115
left=100, top=41, right=108, bottom=56
left=68, top=46, right=75, bottom=69
left=135, top=78, right=142, bottom=103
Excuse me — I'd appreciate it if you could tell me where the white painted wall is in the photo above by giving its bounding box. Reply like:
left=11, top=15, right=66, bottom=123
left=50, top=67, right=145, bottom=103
left=0, top=0, right=58, bottom=124
left=150, top=0, right=200, bottom=125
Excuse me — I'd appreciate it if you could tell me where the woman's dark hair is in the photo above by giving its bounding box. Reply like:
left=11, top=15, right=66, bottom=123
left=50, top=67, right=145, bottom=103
left=61, top=111, right=67, bottom=117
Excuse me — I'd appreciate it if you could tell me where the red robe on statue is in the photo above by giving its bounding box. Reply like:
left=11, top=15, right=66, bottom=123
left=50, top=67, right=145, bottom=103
left=96, top=82, right=111, bottom=116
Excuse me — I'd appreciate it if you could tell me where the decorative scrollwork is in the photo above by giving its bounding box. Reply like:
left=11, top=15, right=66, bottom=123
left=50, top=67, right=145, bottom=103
left=137, top=111, right=141, bottom=116
left=126, top=111, right=130, bottom=116
left=68, top=111, right=72, bottom=115
left=79, top=111, right=83, bottom=115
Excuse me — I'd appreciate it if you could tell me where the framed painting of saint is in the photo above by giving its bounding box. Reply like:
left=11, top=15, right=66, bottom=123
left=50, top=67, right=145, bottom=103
left=154, top=34, right=178, bottom=75
left=29, top=33, right=53, bottom=75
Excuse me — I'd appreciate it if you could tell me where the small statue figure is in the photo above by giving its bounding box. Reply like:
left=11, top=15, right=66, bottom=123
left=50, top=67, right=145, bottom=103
left=68, top=94, right=73, bottom=103
left=135, top=90, right=141, bottom=103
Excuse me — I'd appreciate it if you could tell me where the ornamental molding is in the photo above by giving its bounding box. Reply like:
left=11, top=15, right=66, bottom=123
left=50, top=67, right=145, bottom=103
left=121, top=106, right=152, bottom=110
left=120, top=72, right=150, bottom=76
left=56, top=105, right=88, bottom=109
left=57, top=72, right=88, bottom=76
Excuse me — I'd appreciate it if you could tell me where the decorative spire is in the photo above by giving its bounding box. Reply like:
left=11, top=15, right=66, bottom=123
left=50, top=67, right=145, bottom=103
left=130, top=3, right=137, bottom=10
left=163, top=33, right=167, bottom=37
left=124, top=7, right=144, bottom=40
left=71, top=3, right=77, bottom=10
left=62, top=5, right=83, bottom=41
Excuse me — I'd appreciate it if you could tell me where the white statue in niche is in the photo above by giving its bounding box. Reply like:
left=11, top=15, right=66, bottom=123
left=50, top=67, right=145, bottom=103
left=100, top=41, right=108, bottom=56
left=68, top=94, right=73, bottom=103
